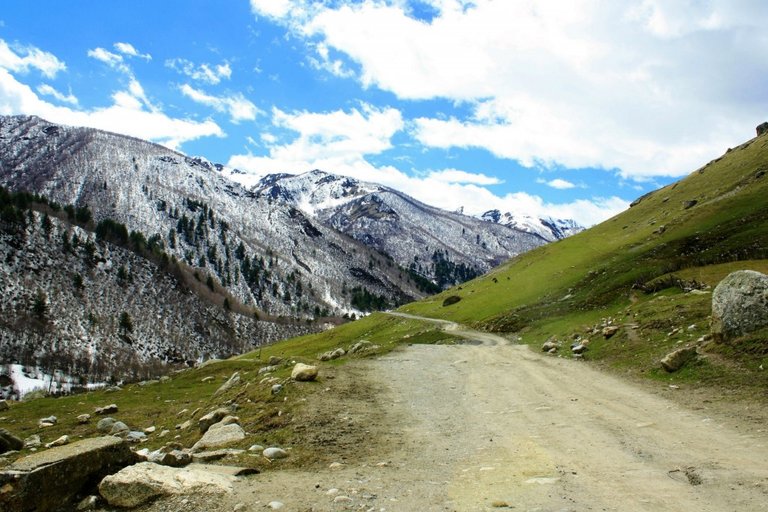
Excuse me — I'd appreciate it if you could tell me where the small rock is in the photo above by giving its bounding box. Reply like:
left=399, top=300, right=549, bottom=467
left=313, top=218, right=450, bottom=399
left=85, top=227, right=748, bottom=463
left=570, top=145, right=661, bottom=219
left=214, top=372, right=241, bottom=397
left=258, top=365, right=279, bottom=375
left=267, top=356, right=283, bottom=365
left=177, top=408, right=190, bottom=417
left=199, top=408, right=231, bottom=433
left=333, top=495, right=353, bottom=503
left=602, top=326, right=619, bottom=338
left=125, top=431, right=147, bottom=443
left=77, top=413, right=91, bottom=424
left=541, top=341, right=558, bottom=352
left=348, top=340, right=375, bottom=354
left=248, top=444, right=264, bottom=453
left=571, top=344, right=588, bottom=355
left=233, top=503, right=247, bottom=512
left=110, top=421, right=130, bottom=437
left=97, top=417, right=117, bottom=433
left=45, top=435, right=70, bottom=448
left=267, top=502, right=284, bottom=510
left=318, top=348, right=345, bottom=361
left=291, top=363, right=318, bottom=382
left=144, top=426, right=157, bottom=434
left=158, top=429, right=170, bottom=438
left=176, top=420, right=192, bottom=430
left=24, top=434, right=41, bottom=449
left=271, top=384, right=283, bottom=395
left=263, top=447, right=289, bottom=460
left=162, top=449, right=192, bottom=467
left=328, top=461, right=344, bottom=470
left=660, top=346, right=698, bottom=372
left=95, top=404, right=118, bottom=415
left=38, top=415, right=57, bottom=427
left=201, top=376, right=215, bottom=383
left=0, top=400, right=9, bottom=411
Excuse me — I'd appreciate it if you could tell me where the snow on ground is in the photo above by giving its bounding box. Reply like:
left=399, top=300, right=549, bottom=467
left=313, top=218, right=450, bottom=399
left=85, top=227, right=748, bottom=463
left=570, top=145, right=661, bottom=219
left=0, top=364, right=105, bottom=400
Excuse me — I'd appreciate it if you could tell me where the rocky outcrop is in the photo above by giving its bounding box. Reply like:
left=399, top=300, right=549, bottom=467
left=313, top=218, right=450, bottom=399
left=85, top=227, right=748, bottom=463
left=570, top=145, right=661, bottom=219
left=711, top=270, right=768, bottom=342
left=757, top=122, right=768, bottom=137
left=98, top=462, right=237, bottom=508
left=0, top=436, right=136, bottom=512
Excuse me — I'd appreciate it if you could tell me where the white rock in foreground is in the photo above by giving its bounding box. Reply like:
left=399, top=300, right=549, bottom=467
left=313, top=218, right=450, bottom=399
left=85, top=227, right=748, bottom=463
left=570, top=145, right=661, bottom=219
left=98, top=461, right=236, bottom=507
left=291, top=363, right=318, bottom=382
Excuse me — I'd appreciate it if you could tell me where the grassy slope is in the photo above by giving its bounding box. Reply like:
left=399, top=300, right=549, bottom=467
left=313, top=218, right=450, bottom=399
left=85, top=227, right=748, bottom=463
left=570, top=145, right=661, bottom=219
left=3, top=134, right=768, bottom=468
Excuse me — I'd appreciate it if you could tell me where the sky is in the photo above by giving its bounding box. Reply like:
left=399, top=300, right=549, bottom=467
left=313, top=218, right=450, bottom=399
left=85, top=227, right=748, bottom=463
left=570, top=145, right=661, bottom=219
left=1, top=1, right=766, bottom=226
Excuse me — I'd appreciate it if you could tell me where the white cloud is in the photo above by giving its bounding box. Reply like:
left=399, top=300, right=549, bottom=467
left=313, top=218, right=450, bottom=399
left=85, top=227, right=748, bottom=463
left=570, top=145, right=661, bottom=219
left=427, top=168, right=502, bottom=186
left=166, top=58, right=232, bottom=85
left=0, top=40, right=65, bottom=78
left=114, top=42, right=152, bottom=60
left=87, top=47, right=130, bottom=74
left=179, top=84, right=261, bottom=123
left=0, top=67, right=222, bottom=151
left=538, top=178, right=576, bottom=190
left=250, top=0, right=293, bottom=18
left=36, top=84, right=78, bottom=105
left=226, top=103, right=623, bottom=226
left=255, top=0, right=768, bottom=180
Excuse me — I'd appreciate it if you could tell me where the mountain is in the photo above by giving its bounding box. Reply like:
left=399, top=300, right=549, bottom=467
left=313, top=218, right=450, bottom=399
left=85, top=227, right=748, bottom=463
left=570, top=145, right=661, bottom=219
left=480, top=209, right=584, bottom=241
left=0, top=115, right=422, bottom=318
left=0, top=190, right=312, bottom=389
left=247, top=170, right=548, bottom=289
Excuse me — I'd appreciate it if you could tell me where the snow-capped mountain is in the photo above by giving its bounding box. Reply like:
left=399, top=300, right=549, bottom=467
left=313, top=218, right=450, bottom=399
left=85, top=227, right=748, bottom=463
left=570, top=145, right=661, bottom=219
left=249, top=170, right=549, bottom=289
left=0, top=115, right=421, bottom=318
left=480, top=209, right=584, bottom=242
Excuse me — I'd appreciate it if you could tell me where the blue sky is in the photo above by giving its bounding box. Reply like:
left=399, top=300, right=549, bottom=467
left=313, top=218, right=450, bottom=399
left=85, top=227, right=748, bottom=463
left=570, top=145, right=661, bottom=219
left=1, top=1, right=766, bottom=225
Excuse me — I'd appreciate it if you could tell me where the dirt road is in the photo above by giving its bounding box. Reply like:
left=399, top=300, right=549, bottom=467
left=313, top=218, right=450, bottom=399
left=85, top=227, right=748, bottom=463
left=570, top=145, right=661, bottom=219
left=164, top=315, right=768, bottom=511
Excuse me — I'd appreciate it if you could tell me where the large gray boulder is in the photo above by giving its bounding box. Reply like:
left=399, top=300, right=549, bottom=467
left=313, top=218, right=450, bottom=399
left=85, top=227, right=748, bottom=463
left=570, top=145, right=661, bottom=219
left=191, top=422, right=246, bottom=453
left=711, top=270, right=768, bottom=342
left=98, top=462, right=236, bottom=508
left=0, top=436, right=136, bottom=512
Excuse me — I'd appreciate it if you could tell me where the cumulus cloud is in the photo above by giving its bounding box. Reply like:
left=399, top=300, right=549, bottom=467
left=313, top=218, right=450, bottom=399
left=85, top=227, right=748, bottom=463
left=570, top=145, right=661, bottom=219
left=0, top=40, right=65, bottom=78
left=538, top=178, right=576, bottom=190
left=36, top=84, right=78, bottom=105
left=88, top=47, right=129, bottom=73
left=114, top=42, right=152, bottom=60
left=179, top=84, right=262, bottom=123
left=166, top=58, right=232, bottom=85
left=0, top=40, right=222, bottom=151
left=250, top=0, right=768, bottom=180
left=226, top=103, right=623, bottom=226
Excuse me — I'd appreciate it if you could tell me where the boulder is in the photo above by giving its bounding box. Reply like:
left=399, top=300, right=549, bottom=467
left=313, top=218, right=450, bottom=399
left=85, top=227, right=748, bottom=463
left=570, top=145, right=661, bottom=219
left=198, top=408, right=231, bottom=434
left=291, top=363, right=318, bottom=382
left=0, top=436, right=136, bottom=512
left=318, top=348, right=345, bottom=361
left=109, top=422, right=130, bottom=437
left=191, top=422, right=246, bottom=453
left=148, top=448, right=192, bottom=467
left=0, top=428, right=23, bottom=454
left=267, top=356, right=283, bottom=365
left=541, top=341, right=558, bottom=352
left=263, top=447, right=289, bottom=460
left=77, top=414, right=91, bottom=424
left=661, top=346, right=698, bottom=372
left=98, top=462, right=237, bottom=508
left=96, top=417, right=117, bottom=434
left=711, top=270, right=768, bottom=342
left=38, top=415, right=57, bottom=428
left=95, top=404, right=118, bottom=415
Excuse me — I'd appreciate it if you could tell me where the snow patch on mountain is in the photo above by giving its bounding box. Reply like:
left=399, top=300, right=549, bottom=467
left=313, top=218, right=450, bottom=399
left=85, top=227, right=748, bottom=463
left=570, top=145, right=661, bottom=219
left=480, top=209, right=583, bottom=242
